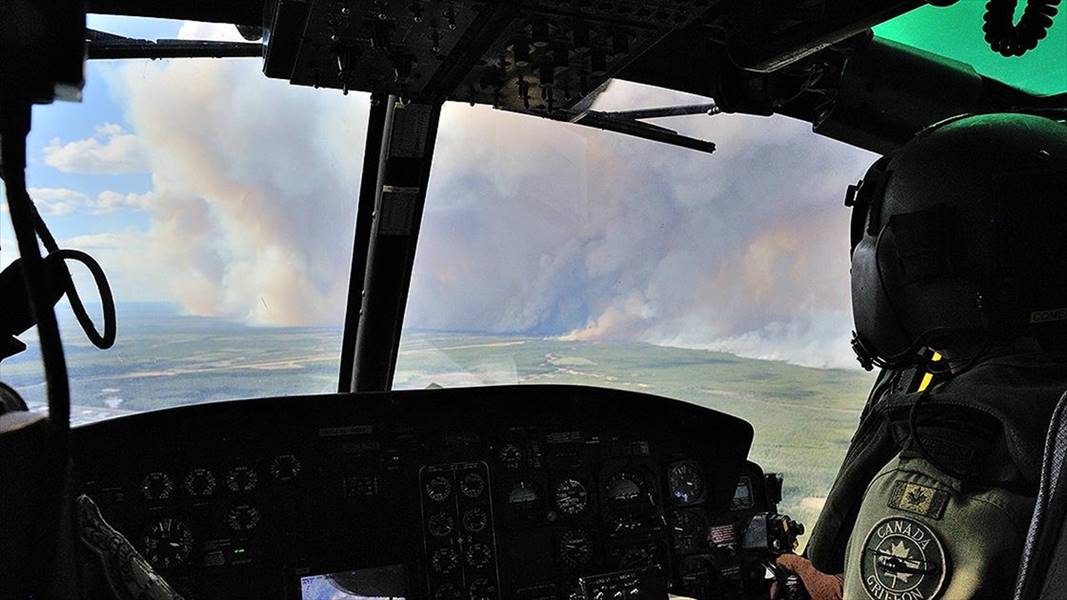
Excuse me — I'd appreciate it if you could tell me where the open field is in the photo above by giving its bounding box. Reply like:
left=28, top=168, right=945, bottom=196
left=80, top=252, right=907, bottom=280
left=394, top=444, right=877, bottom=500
left=2, top=304, right=874, bottom=535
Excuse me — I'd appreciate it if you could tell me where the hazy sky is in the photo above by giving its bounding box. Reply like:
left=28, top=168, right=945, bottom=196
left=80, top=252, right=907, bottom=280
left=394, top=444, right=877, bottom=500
left=1, top=19, right=878, bottom=369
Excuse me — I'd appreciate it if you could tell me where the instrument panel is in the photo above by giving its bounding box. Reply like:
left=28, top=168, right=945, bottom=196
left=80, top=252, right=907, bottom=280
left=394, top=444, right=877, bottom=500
left=71, top=385, right=778, bottom=599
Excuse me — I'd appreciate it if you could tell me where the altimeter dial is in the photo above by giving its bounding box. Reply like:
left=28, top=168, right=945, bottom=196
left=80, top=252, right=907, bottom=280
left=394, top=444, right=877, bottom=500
left=554, top=478, right=588, bottom=515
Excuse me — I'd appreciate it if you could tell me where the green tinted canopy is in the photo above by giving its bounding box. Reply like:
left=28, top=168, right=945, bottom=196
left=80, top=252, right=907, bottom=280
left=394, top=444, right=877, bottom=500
left=875, top=0, right=1066, bottom=95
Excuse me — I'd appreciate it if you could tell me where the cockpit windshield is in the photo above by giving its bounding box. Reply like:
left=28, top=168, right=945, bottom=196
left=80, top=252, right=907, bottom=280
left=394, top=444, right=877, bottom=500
left=395, top=81, right=878, bottom=528
left=1, top=19, right=370, bottom=418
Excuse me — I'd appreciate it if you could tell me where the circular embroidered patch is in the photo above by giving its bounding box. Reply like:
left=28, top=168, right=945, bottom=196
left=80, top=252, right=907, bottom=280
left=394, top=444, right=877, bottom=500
left=860, top=516, right=947, bottom=600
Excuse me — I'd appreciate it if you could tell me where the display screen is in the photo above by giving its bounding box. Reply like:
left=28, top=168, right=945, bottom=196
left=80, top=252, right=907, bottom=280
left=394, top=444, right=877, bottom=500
left=731, top=477, right=754, bottom=511
left=300, top=564, right=408, bottom=600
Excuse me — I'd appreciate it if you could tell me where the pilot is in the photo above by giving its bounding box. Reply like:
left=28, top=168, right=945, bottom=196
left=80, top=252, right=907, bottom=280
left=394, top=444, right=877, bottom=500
left=772, top=113, right=1067, bottom=599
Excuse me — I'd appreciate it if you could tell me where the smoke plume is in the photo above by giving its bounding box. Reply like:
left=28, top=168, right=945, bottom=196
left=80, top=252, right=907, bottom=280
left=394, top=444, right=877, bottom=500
left=102, top=33, right=875, bottom=366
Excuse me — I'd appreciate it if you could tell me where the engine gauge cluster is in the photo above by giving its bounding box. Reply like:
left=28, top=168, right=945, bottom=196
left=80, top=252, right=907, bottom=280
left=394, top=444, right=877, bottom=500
left=420, top=462, right=502, bottom=600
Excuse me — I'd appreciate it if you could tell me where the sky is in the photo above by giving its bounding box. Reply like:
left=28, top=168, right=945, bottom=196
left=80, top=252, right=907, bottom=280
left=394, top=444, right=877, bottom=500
left=0, top=17, right=879, bottom=370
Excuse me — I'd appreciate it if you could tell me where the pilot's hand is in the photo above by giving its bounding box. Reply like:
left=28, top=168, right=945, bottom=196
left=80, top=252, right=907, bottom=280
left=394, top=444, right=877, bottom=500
left=769, top=554, right=843, bottom=600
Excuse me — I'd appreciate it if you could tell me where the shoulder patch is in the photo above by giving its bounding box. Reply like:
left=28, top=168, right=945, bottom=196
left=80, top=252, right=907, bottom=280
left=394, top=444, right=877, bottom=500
left=888, top=480, right=949, bottom=519
left=860, top=516, right=947, bottom=600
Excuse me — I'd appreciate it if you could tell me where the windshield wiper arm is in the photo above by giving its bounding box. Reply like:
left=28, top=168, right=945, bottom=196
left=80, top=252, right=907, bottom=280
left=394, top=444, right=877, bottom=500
left=86, top=30, right=262, bottom=60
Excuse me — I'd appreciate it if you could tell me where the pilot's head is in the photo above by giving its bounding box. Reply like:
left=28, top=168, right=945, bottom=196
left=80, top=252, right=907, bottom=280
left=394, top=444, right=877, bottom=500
left=846, top=112, right=1067, bottom=371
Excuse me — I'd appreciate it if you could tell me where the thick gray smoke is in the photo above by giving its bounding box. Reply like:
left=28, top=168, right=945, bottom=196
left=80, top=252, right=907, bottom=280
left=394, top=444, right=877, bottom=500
left=119, top=56, right=369, bottom=325
left=99, top=36, right=874, bottom=366
left=408, top=85, right=876, bottom=367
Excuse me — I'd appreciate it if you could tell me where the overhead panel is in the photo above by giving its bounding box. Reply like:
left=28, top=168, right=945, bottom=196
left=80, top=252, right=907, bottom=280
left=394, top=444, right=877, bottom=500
left=262, top=0, right=721, bottom=112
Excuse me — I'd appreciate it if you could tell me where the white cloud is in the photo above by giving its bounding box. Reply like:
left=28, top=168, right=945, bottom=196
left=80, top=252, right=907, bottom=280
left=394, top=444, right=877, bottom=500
left=43, top=122, right=147, bottom=175
left=27, top=187, right=87, bottom=216
left=176, top=21, right=246, bottom=42
left=91, top=190, right=154, bottom=213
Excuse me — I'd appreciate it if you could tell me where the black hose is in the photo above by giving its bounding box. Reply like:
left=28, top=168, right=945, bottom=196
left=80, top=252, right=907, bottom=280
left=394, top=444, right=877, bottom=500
left=22, top=192, right=117, bottom=349
left=984, top=0, right=1061, bottom=57
left=2, top=97, right=72, bottom=593
left=1, top=101, right=70, bottom=432
left=51, top=249, right=118, bottom=349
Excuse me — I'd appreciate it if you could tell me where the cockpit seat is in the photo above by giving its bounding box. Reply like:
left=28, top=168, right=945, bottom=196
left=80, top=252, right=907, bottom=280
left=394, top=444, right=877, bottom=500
left=1, top=410, right=53, bottom=598
left=1013, top=390, right=1067, bottom=600
left=1, top=382, right=180, bottom=599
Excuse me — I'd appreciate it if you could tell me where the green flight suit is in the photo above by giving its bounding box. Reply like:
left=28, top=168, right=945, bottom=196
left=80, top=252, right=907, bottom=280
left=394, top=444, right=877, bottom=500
left=842, top=453, right=1034, bottom=600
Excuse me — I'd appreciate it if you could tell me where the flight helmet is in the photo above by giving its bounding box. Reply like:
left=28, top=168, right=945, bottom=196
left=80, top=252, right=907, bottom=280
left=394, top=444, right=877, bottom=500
left=847, top=112, right=1067, bottom=370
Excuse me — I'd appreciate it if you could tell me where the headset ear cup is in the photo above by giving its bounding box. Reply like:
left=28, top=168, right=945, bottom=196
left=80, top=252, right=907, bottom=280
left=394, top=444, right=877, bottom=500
left=851, top=231, right=914, bottom=364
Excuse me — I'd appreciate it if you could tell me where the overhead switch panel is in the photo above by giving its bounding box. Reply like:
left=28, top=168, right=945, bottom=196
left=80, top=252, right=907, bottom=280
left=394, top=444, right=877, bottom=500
left=262, top=0, right=720, bottom=113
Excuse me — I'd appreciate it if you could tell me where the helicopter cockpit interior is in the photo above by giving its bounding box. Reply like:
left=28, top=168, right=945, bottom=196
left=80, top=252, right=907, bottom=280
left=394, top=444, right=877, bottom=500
left=1, top=1, right=1065, bottom=599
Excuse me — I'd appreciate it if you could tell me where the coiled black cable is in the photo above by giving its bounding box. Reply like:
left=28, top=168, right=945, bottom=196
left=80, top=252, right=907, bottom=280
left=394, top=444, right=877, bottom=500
left=27, top=204, right=118, bottom=349
left=984, top=0, right=1061, bottom=57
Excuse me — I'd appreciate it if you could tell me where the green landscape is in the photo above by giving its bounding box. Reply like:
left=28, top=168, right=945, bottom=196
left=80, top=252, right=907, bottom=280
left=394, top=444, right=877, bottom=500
left=1, top=303, right=874, bottom=536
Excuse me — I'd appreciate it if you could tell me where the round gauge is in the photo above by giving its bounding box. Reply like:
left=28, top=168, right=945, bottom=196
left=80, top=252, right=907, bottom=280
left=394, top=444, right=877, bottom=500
left=463, top=507, right=488, bottom=533
left=183, top=468, right=215, bottom=498
left=498, top=444, right=522, bottom=470
left=226, top=504, right=260, bottom=532
left=141, top=472, right=174, bottom=502
left=427, top=512, right=455, bottom=537
left=460, top=472, right=486, bottom=498
left=143, top=517, right=194, bottom=569
left=671, top=509, right=708, bottom=553
left=468, top=577, right=497, bottom=600
left=668, top=462, right=705, bottom=504
left=425, top=475, right=453, bottom=502
left=554, top=478, right=588, bottom=515
left=465, top=542, right=493, bottom=569
left=507, top=481, right=540, bottom=506
left=604, top=472, right=644, bottom=504
left=225, top=466, right=258, bottom=493
left=433, top=583, right=462, bottom=600
left=270, top=454, right=301, bottom=482
left=558, top=529, right=594, bottom=567
left=430, top=547, right=459, bottom=574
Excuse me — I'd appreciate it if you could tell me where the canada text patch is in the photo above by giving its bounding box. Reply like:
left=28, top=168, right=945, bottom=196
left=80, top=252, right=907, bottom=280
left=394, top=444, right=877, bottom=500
left=888, top=481, right=949, bottom=520
left=861, top=516, right=947, bottom=600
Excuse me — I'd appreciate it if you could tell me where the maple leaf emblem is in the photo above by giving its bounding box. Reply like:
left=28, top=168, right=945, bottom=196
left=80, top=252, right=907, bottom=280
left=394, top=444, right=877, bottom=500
left=905, top=488, right=928, bottom=507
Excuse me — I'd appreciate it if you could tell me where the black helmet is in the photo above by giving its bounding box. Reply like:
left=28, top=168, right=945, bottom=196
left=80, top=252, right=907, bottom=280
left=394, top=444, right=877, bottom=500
left=848, top=112, right=1067, bottom=371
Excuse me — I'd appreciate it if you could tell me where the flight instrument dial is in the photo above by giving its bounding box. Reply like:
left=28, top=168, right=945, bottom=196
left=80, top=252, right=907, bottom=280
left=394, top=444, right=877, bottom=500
left=668, top=461, right=705, bottom=505
left=225, top=466, right=258, bottom=493
left=141, top=472, right=174, bottom=502
left=143, top=517, right=194, bottom=569
left=554, top=478, right=588, bottom=515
